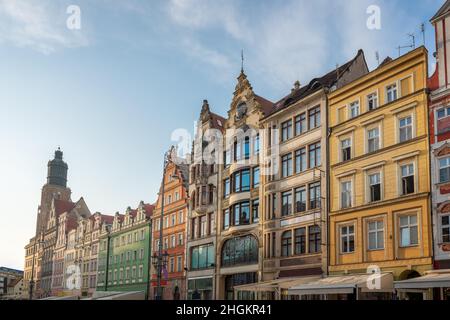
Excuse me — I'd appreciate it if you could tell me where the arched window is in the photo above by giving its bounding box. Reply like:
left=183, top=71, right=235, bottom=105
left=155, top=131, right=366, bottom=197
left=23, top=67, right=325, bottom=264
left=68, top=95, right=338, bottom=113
left=281, top=231, right=292, bottom=257
left=221, top=235, right=258, bottom=267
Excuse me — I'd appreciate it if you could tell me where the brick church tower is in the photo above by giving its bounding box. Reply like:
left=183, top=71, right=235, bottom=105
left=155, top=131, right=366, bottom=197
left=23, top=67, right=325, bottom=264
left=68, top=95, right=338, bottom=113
left=35, top=148, right=72, bottom=235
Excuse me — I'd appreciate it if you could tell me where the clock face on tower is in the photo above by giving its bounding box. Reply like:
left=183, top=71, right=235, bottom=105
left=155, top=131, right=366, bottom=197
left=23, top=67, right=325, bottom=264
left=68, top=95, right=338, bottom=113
left=236, top=102, right=247, bottom=120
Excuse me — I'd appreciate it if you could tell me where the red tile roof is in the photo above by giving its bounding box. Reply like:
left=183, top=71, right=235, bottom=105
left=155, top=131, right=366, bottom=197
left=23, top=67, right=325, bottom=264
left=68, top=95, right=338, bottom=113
left=54, top=199, right=76, bottom=217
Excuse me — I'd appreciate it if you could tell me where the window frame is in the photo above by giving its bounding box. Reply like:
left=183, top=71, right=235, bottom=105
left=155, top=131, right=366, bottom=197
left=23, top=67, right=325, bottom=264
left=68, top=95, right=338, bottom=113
left=340, top=224, right=355, bottom=254
left=367, top=219, right=385, bottom=251
left=398, top=214, right=419, bottom=247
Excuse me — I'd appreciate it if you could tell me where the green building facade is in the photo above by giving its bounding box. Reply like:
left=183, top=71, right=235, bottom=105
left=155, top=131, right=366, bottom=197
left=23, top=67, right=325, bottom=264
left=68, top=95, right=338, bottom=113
left=97, top=202, right=154, bottom=297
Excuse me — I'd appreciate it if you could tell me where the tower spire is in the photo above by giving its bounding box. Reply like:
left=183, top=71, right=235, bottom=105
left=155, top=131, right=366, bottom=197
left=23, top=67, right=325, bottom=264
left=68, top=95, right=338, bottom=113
left=241, top=49, right=244, bottom=73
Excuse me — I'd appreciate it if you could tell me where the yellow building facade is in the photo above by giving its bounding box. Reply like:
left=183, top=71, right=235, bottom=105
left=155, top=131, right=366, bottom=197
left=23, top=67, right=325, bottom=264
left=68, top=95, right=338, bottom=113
left=328, top=47, right=433, bottom=281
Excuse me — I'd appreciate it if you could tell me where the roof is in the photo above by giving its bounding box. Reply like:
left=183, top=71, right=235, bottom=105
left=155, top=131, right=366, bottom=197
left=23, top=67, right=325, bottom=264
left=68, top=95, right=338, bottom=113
left=54, top=199, right=76, bottom=216
left=209, top=112, right=226, bottom=131
left=431, top=0, right=450, bottom=23
left=265, top=49, right=366, bottom=118
left=255, top=94, right=275, bottom=116
left=143, top=203, right=155, bottom=218
left=101, top=215, right=115, bottom=224
left=7, top=277, right=22, bottom=288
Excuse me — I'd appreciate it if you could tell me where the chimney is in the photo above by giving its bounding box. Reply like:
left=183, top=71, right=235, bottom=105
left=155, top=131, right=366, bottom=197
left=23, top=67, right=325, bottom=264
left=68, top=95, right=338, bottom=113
left=291, top=80, right=301, bottom=93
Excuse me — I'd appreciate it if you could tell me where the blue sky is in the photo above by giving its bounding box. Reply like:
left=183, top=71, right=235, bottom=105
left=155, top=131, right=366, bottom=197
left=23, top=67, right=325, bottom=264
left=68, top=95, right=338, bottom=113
left=0, top=0, right=443, bottom=269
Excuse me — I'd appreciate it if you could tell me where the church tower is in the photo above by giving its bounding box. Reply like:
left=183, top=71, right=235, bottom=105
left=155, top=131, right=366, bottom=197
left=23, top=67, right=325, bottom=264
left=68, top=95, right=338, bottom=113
left=35, top=148, right=71, bottom=235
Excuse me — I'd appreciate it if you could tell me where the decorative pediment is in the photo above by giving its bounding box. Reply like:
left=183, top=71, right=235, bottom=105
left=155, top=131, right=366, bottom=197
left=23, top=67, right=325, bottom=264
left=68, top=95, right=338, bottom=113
left=435, top=142, right=450, bottom=157
left=438, top=201, right=450, bottom=213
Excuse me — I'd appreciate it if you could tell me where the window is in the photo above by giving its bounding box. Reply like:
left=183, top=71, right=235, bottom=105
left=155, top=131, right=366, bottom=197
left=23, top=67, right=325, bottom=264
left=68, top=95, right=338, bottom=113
left=281, top=231, right=292, bottom=256
left=386, top=83, right=397, bottom=103
left=294, top=187, right=306, bottom=213
left=341, top=225, right=355, bottom=253
left=294, top=228, right=306, bottom=255
left=233, top=201, right=250, bottom=226
left=367, top=93, right=378, bottom=111
left=224, top=150, right=231, bottom=168
left=295, top=113, right=307, bottom=135
left=171, top=214, right=176, bottom=226
left=140, top=248, right=144, bottom=260
left=309, top=183, right=321, bottom=209
left=252, top=167, right=260, bottom=188
left=349, top=101, right=360, bottom=118
left=170, top=257, right=175, bottom=273
left=399, top=116, right=412, bottom=142
left=200, top=215, right=207, bottom=237
left=437, top=106, right=450, bottom=119
left=341, top=138, right=351, bottom=161
left=439, top=157, right=450, bottom=183
left=233, top=169, right=250, bottom=193
left=221, top=235, right=258, bottom=267
left=369, top=173, right=381, bottom=202
left=223, top=209, right=230, bottom=230
left=295, top=147, right=307, bottom=173
left=171, top=235, right=176, bottom=248
left=401, top=164, right=415, bottom=195
left=367, top=128, right=380, bottom=153
left=441, top=215, right=450, bottom=243
left=191, top=244, right=215, bottom=270
left=309, top=142, right=321, bottom=168
left=177, top=256, right=183, bottom=272
left=341, top=181, right=352, bottom=209
left=178, top=233, right=184, bottom=246
left=281, top=191, right=292, bottom=216
left=308, top=225, right=321, bottom=253
left=400, top=215, right=418, bottom=247
left=253, top=134, right=260, bottom=155
left=252, top=199, right=259, bottom=223
left=224, top=178, right=230, bottom=198
left=244, top=136, right=250, bottom=159
left=178, top=211, right=184, bottom=224
left=309, top=107, right=321, bottom=129
left=282, top=153, right=293, bottom=177
left=281, top=120, right=293, bottom=142
left=368, top=220, right=384, bottom=250
left=138, top=265, right=143, bottom=278
left=272, top=193, right=277, bottom=219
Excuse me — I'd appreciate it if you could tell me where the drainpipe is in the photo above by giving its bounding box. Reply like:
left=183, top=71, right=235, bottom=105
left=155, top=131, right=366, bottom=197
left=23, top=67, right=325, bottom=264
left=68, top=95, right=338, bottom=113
left=325, top=89, right=331, bottom=277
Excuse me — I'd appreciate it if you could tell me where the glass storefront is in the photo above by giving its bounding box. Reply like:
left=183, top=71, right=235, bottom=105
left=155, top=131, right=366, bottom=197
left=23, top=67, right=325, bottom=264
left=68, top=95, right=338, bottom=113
left=225, top=272, right=257, bottom=300
left=188, top=277, right=213, bottom=300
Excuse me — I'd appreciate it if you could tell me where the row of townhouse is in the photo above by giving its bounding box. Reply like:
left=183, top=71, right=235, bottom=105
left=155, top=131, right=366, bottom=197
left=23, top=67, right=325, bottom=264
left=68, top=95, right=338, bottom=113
left=23, top=0, right=450, bottom=301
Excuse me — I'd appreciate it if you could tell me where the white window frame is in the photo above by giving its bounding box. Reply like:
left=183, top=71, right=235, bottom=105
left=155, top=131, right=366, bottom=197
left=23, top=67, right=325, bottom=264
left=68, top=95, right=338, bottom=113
left=399, top=214, right=419, bottom=247
left=366, top=91, right=379, bottom=111
left=366, top=171, right=383, bottom=203
left=441, top=214, right=450, bottom=243
left=340, top=224, right=355, bottom=254
left=436, top=106, right=450, bottom=120
left=366, top=125, right=381, bottom=153
left=439, top=156, right=450, bottom=183
left=398, top=115, right=413, bottom=143
left=340, top=179, right=353, bottom=209
left=340, top=136, right=353, bottom=162
left=348, top=100, right=360, bottom=119
left=385, top=81, right=398, bottom=103
left=399, top=162, right=416, bottom=196
left=367, top=219, right=384, bottom=250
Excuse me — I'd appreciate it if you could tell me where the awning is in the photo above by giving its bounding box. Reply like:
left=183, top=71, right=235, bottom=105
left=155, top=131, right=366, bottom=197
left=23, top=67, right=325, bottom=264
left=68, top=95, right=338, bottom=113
left=394, top=270, right=450, bottom=289
left=234, top=276, right=321, bottom=293
left=288, top=273, right=394, bottom=296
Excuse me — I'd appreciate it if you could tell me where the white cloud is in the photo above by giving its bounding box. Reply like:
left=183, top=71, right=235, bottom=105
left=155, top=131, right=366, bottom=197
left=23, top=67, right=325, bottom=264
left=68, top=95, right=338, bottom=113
left=165, top=0, right=427, bottom=94
left=0, top=0, right=88, bottom=54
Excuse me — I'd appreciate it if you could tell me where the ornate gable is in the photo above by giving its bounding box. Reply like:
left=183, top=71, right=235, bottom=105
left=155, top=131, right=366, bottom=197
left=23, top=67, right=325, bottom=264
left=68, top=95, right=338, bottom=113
left=435, top=142, right=450, bottom=157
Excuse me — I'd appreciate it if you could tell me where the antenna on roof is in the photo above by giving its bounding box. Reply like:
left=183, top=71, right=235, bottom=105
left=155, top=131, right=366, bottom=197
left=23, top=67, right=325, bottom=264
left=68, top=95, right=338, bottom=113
left=408, top=33, right=416, bottom=49
left=375, top=51, right=380, bottom=66
left=397, top=33, right=415, bottom=57
left=421, top=23, right=425, bottom=47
